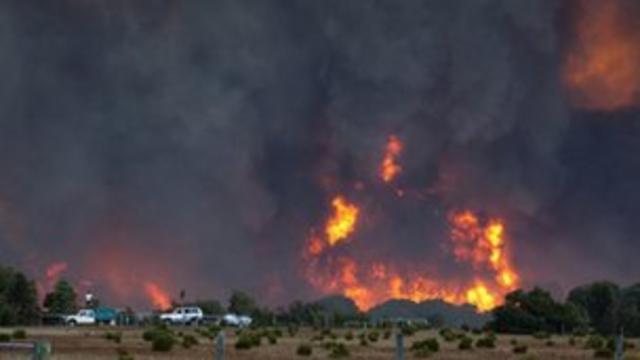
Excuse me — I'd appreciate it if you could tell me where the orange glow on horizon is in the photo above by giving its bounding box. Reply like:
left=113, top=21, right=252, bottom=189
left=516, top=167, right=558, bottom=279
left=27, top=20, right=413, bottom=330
left=564, top=0, right=640, bottom=110
left=144, top=281, right=172, bottom=311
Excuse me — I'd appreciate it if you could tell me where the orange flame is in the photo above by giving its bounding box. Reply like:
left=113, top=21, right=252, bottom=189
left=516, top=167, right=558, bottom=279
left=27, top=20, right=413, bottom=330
left=564, top=0, right=640, bottom=110
left=380, top=135, right=403, bottom=183
left=144, top=281, right=171, bottom=310
left=325, top=196, right=359, bottom=246
left=304, top=207, right=520, bottom=312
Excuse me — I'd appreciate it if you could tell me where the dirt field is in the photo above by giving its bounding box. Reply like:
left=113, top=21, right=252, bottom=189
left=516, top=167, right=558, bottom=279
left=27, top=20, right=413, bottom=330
left=0, top=327, right=637, bottom=359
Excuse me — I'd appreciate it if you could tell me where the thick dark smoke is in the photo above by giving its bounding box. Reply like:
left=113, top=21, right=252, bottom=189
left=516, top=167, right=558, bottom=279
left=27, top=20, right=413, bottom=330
left=0, top=0, right=638, bottom=308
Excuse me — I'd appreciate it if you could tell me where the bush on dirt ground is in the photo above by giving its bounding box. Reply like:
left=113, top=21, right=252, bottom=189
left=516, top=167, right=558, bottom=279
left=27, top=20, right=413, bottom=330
left=593, top=348, right=614, bottom=358
left=235, top=332, right=261, bottom=350
left=151, top=332, right=175, bottom=352
left=411, top=338, right=440, bottom=353
left=329, top=343, right=350, bottom=358
left=12, top=329, right=27, bottom=340
left=296, top=344, right=312, bottom=356
left=475, top=336, right=496, bottom=349
left=585, top=335, right=605, bottom=350
left=367, top=331, right=380, bottom=342
left=104, top=331, right=122, bottom=344
left=182, top=334, right=199, bottom=349
left=458, top=336, right=473, bottom=350
left=513, top=344, right=528, bottom=354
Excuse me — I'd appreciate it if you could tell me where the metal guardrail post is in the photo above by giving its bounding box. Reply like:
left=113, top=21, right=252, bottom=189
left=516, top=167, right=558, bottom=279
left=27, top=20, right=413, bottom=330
left=215, top=331, right=225, bottom=360
left=32, top=341, right=51, bottom=360
left=395, top=331, right=404, bottom=360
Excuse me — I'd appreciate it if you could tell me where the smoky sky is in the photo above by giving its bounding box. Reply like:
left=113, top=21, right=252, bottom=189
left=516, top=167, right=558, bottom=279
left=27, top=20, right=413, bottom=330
left=0, top=0, right=638, bottom=308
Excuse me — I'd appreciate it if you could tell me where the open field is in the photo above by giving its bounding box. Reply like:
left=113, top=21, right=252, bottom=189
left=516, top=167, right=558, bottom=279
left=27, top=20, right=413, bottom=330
left=0, top=327, right=639, bottom=360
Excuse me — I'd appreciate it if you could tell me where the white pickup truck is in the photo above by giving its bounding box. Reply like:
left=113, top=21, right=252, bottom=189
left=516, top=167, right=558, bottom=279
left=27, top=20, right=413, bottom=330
left=64, top=308, right=118, bottom=326
left=159, top=306, right=204, bottom=325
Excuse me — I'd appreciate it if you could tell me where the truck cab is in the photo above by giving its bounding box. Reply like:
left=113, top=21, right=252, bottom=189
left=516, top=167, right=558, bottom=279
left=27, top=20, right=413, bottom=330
left=64, top=309, right=96, bottom=326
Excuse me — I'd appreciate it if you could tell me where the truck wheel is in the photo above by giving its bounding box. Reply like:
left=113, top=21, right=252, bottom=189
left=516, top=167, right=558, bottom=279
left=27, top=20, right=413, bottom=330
left=68, top=320, right=77, bottom=327
left=164, top=319, right=172, bottom=326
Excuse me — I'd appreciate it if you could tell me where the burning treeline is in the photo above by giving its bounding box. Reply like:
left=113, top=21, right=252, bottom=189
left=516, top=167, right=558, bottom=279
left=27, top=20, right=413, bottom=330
left=303, top=136, right=520, bottom=312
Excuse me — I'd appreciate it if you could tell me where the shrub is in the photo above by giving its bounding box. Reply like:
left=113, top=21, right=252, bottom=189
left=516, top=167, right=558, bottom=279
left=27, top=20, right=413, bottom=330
left=235, top=337, right=253, bottom=350
left=572, top=327, right=589, bottom=337
left=288, top=325, right=298, bottom=337
left=459, top=336, right=473, bottom=350
left=116, top=349, right=135, bottom=360
left=296, top=344, right=312, bottom=356
left=360, top=338, right=369, bottom=347
left=594, top=348, right=614, bottom=358
left=182, top=334, right=199, bottom=349
left=569, top=337, right=577, bottom=346
left=521, top=355, right=540, bottom=360
left=267, top=335, right=277, bottom=345
left=104, top=331, right=122, bottom=344
left=513, top=344, right=528, bottom=354
left=585, top=335, right=605, bottom=350
left=546, top=340, right=555, bottom=347
left=143, top=328, right=170, bottom=342
left=329, top=343, right=350, bottom=358
left=476, top=336, right=496, bottom=349
left=151, top=332, right=175, bottom=352
left=401, top=325, right=416, bottom=337
left=321, top=329, right=334, bottom=337
left=367, top=331, right=380, bottom=343
left=439, top=328, right=460, bottom=342
left=413, top=348, right=433, bottom=358
left=235, top=332, right=261, bottom=350
left=383, top=330, right=391, bottom=340
left=532, top=331, right=551, bottom=340
left=0, top=334, right=10, bottom=342
left=411, top=338, right=440, bottom=353
left=12, top=329, right=27, bottom=340
left=344, top=332, right=354, bottom=341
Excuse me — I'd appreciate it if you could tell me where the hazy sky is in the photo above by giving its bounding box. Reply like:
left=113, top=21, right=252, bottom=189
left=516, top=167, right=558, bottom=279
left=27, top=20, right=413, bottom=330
left=0, top=0, right=638, bottom=309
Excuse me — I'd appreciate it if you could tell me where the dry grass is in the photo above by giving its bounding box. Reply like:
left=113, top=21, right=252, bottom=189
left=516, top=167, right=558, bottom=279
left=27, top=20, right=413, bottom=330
left=0, top=327, right=637, bottom=359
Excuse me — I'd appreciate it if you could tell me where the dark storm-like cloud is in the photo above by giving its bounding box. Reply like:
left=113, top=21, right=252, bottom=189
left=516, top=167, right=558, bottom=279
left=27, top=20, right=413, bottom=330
left=0, top=0, right=637, bottom=307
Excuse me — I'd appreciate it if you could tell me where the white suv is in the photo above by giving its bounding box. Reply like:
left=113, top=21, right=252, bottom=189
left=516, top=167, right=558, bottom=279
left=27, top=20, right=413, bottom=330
left=159, top=307, right=203, bottom=325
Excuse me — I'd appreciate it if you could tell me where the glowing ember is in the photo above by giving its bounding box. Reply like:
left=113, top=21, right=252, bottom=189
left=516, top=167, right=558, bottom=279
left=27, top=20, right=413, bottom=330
left=564, top=0, right=640, bottom=110
left=380, top=135, right=403, bottom=183
left=325, top=196, right=360, bottom=246
left=144, top=281, right=172, bottom=310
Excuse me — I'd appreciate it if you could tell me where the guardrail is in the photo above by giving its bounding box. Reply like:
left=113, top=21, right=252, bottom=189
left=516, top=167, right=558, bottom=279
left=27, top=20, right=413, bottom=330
left=0, top=341, right=51, bottom=360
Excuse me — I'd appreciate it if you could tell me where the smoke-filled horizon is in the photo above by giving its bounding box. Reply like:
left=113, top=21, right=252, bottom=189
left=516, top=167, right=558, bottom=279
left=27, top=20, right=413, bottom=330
left=0, top=0, right=639, bottom=310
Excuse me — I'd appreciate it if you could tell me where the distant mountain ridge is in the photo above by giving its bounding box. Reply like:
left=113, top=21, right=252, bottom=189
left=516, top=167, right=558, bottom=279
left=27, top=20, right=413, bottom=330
left=315, top=295, right=491, bottom=328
